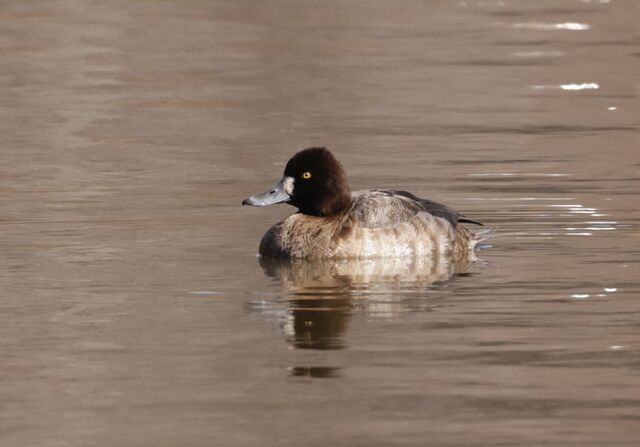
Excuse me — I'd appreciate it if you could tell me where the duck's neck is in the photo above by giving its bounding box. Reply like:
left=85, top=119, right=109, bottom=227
left=319, top=190, right=352, bottom=217
left=297, top=189, right=352, bottom=217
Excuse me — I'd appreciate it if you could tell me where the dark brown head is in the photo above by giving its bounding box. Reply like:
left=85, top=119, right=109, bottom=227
left=242, top=147, right=352, bottom=217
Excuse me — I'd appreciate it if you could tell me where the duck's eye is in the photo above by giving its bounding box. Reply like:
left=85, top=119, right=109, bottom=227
left=302, top=171, right=312, bottom=180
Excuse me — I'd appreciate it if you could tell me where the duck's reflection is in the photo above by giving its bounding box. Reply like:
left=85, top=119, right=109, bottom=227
left=288, top=366, right=342, bottom=378
left=259, top=255, right=471, bottom=350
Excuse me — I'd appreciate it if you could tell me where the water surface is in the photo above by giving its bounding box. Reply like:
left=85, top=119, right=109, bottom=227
left=1, top=0, right=639, bottom=446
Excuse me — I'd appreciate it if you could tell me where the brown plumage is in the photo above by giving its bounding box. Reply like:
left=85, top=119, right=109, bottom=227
left=243, top=147, right=482, bottom=259
left=259, top=190, right=476, bottom=259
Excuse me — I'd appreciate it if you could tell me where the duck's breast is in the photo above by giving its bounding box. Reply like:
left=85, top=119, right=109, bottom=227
left=258, top=214, right=342, bottom=258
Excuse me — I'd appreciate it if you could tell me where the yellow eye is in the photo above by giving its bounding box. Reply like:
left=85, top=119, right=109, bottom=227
left=302, top=171, right=312, bottom=179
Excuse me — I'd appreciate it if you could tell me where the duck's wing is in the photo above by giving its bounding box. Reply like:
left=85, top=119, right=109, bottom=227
left=349, top=190, right=482, bottom=229
left=388, top=190, right=482, bottom=227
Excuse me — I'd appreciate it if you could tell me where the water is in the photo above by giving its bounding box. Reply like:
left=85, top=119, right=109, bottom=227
left=1, top=1, right=639, bottom=446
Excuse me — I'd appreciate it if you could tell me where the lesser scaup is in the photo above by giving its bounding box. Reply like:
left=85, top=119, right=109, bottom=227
left=243, top=147, right=482, bottom=259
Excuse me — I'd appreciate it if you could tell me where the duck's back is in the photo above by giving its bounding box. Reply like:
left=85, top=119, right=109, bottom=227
left=259, top=190, right=477, bottom=259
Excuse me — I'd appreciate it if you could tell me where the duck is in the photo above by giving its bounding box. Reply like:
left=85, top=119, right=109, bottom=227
left=242, top=147, right=483, bottom=259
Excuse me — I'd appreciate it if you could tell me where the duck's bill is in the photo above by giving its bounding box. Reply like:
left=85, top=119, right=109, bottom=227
left=242, top=179, right=291, bottom=206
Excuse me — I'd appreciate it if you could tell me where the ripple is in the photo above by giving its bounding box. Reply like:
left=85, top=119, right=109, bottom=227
left=468, top=173, right=570, bottom=178
left=531, top=83, right=600, bottom=90
left=513, top=50, right=565, bottom=58
left=511, top=22, right=591, bottom=31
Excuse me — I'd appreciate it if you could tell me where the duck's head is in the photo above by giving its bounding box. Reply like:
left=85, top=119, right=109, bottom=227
left=242, top=147, right=352, bottom=217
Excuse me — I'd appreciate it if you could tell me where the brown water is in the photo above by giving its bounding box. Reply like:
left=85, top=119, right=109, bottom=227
left=1, top=1, right=639, bottom=446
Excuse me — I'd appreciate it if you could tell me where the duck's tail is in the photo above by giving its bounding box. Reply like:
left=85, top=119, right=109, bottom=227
left=453, top=225, right=494, bottom=263
left=470, top=226, right=495, bottom=252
